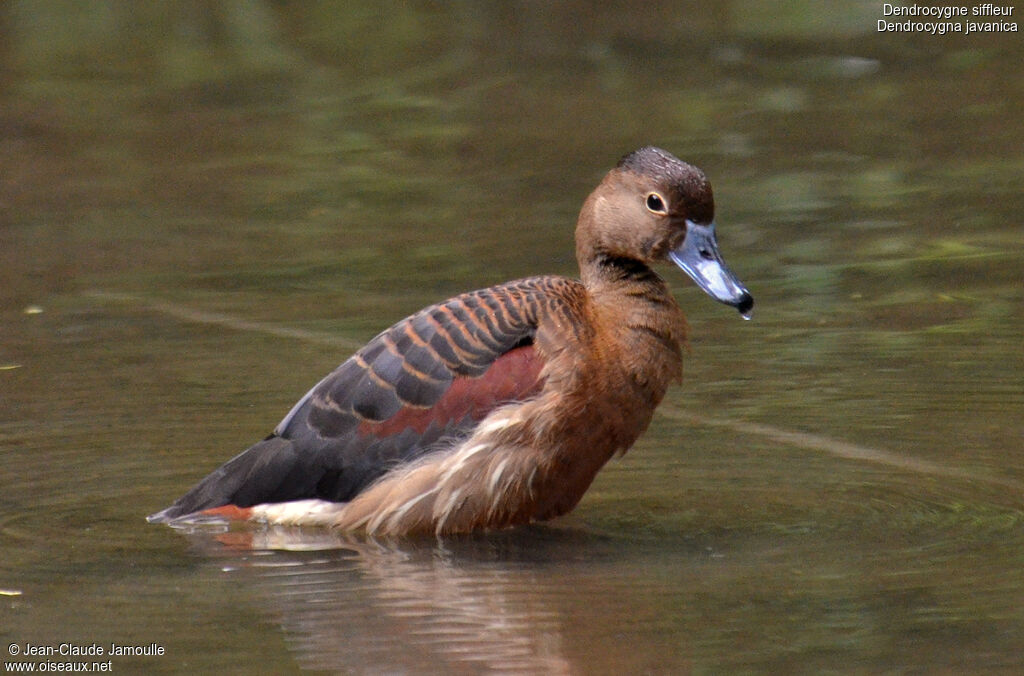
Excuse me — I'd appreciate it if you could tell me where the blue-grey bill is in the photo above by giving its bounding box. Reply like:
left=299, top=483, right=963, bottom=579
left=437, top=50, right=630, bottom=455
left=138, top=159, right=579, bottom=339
left=669, top=221, right=754, bottom=319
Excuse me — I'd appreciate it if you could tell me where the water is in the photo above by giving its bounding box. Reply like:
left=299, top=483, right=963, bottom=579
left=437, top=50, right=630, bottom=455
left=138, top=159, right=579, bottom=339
left=2, top=2, right=1023, bottom=673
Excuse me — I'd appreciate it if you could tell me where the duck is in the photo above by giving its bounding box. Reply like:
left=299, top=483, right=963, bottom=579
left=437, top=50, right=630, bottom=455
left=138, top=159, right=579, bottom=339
left=148, top=146, right=753, bottom=536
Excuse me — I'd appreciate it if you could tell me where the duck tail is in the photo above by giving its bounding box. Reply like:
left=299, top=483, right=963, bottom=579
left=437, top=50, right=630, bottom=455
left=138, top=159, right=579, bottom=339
left=146, top=435, right=300, bottom=523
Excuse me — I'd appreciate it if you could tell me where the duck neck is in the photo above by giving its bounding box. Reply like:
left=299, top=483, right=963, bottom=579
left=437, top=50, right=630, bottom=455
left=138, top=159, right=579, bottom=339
left=578, top=248, right=672, bottom=306
left=577, top=243, right=687, bottom=374
left=582, top=251, right=660, bottom=288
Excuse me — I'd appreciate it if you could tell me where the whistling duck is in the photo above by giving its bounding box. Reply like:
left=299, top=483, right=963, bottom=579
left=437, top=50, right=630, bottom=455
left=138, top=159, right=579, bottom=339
left=148, top=147, right=753, bottom=536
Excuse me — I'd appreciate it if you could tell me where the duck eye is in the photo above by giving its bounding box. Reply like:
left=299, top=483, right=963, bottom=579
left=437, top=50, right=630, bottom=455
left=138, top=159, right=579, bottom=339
left=645, top=193, right=667, bottom=214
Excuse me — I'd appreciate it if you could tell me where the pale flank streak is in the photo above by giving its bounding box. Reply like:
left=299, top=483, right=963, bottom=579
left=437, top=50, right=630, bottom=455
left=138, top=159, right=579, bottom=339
left=327, top=408, right=536, bottom=535
left=487, top=457, right=512, bottom=499
left=437, top=442, right=490, bottom=486
left=371, top=484, right=438, bottom=534
left=251, top=499, right=347, bottom=526
left=473, top=411, right=521, bottom=438
left=432, top=487, right=465, bottom=534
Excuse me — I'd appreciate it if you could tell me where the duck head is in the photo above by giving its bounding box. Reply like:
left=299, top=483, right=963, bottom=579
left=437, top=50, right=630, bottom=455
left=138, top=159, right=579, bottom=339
left=577, top=146, right=754, bottom=319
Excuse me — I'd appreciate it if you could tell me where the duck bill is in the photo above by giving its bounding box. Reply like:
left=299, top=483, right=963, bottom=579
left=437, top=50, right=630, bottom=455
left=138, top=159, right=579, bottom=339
left=669, top=220, right=754, bottom=319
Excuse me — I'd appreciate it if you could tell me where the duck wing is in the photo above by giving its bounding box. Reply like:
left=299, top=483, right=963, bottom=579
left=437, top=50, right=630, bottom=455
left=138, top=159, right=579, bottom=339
left=148, top=277, right=570, bottom=522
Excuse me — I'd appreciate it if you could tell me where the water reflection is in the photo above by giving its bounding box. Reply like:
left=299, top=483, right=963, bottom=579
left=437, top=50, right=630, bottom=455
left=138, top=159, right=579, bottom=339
left=183, top=526, right=597, bottom=674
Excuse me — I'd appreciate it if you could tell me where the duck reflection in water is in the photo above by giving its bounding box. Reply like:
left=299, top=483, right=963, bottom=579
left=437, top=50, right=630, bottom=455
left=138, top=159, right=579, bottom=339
left=187, top=525, right=694, bottom=674
left=149, top=147, right=753, bottom=536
